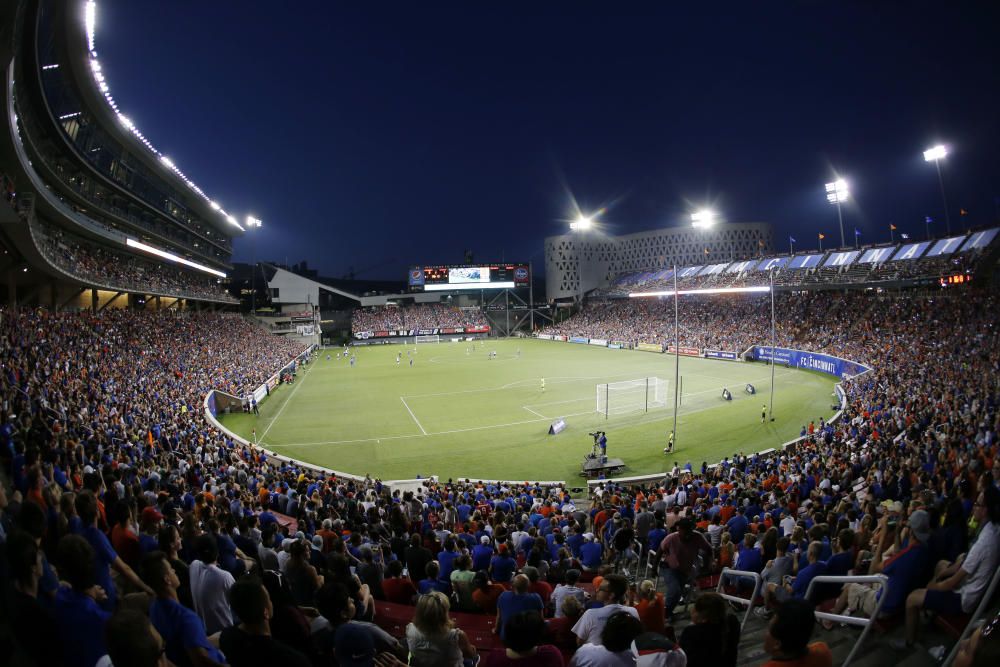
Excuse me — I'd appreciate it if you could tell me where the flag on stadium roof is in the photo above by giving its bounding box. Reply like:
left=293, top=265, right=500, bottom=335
left=890, top=224, right=897, bottom=230
left=925, top=216, right=933, bottom=223
left=818, top=233, right=826, bottom=240
left=855, top=228, right=861, bottom=236
left=789, top=236, right=796, bottom=243
left=960, top=208, right=968, bottom=216
left=901, top=233, right=910, bottom=239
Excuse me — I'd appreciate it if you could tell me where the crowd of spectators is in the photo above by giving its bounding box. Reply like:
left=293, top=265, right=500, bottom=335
left=352, top=304, right=488, bottom=333
left=34, top=219, right=236, bottom=302
left=0, top=286, right=998, bottom=666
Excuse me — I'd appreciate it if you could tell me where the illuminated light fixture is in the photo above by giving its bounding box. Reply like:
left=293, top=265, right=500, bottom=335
left=923, top=145, right=947, bottom=162
left=226, top=215, right=238, bottom=226
left=629, top=285, right=771, bottom=298
left=42, top=64, right=60, bottom=70
left=825, top=179, right=849, bottom=204
left=691, top=210, right=717, bottom=228
left=570, top=215, right=593, bottom=231
left=59, top=112, right=81, bottom=120
left=125, top=238, right=227, bottom=278
left=246, top=216, right=262, bottom=229
left=85, top=0, right=96, bottom=52
left=424, top=282, right=515, bottom=291
left=209, top=201, right=221, bottom=210
left=83, top=0, right=238, bottom=227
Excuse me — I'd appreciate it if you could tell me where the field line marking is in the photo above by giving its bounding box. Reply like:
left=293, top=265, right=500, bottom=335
left=522, top=405, right=548, bottom=418
left=258, top=358, right=316, bottom=443
left=402, top=371, right=657, bottom=399
left=269, top=366, right=815, bottom=449
left=399, top=396, right=428, bottom=435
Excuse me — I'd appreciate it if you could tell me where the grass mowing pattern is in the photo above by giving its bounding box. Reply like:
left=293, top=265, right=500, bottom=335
left=220, top=339, right=838, bottom=482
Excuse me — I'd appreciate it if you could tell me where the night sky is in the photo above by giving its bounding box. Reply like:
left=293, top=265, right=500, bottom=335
left=94, top=1, right=1000, bottom=279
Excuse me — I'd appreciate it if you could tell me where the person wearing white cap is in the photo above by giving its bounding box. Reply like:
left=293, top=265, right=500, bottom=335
left=471, top=535, right=494, bottom=572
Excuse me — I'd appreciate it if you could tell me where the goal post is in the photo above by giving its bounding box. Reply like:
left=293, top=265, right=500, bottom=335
left=595, top=377, right=668, bottom=418
left=414, top=335, right=440, bottom=344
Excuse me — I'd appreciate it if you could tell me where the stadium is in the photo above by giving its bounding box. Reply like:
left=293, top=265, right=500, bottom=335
left=1, top=2, right=998, bottom=667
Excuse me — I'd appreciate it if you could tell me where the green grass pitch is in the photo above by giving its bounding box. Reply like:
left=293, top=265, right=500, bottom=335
left=219, top=339, right=839, bottom=482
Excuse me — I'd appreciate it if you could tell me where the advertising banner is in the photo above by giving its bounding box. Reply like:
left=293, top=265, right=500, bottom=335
left=253, top=384, right=268, bottom=404
left=466, top=326, right=491, bottom=333
left=704, top=349, right=738, bottom=360
left=637, top=342, right=664, bottom=353
left=589, top=338, right=608, bottom=346
left=667, top=345, right=700, bottom=356
left=554, top=335, right=568, bottom=342
left=751, top=346, right=871, bottom=378
left=537, top=334, right=553, bottom=340
left=570, top=336, right=590, bottom=344
left=608, top=343, right=623, bottom=349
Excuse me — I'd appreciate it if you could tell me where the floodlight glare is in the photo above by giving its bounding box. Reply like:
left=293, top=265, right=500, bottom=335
left=825, top=179, right=849, bottom=204
left=691, top=210, right=717, bottom=228
left=570, top=215, right=593, bottom=231
left=923, top=145, right=947, bottom=162
left=246, top=216, right=262, bottom=229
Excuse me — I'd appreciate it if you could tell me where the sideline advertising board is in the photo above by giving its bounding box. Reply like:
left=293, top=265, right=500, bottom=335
left=751, top=346, right=871, bottom=378
left=704, top=349, right=738, bottom=360
left=667, top=345, right=700, bottom=356
left=637, top=342, right=663, bottom=353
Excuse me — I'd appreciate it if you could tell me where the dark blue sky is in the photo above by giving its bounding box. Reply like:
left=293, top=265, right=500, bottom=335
left=95, top=1, right=1000, bottom=278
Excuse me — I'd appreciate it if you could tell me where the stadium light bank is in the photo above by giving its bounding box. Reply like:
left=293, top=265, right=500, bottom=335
left=628, top=285, right=771, bottom=298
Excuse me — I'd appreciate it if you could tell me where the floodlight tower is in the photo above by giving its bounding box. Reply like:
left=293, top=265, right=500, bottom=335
left=246, top=216, right=262, bottom=313
left=825, top=180, right=849, bottom=248
left=923, top=145, right=951, bottom=234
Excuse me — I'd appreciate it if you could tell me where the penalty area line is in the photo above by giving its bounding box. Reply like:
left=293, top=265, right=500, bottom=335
left=399, top=396, right=428, bottom=435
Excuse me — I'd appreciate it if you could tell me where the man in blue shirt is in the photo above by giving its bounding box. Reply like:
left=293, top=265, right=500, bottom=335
left=726, top=508, right=749, bottom=545
left=142, top=550, right=227, bottom=667
left=489, top=544, right=517, bottom=583
left=53, top=535, right=112, bottom=667
left=75, top=491, right=152, bottom=610
left=580, top=533, right=603, bottom=571
left=495, top=574, right=543, bottom=639
left=472, top=535, right=494, bottom=571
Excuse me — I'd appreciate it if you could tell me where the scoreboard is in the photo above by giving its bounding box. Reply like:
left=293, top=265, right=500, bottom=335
left=409, top=263, right=530, bottom=291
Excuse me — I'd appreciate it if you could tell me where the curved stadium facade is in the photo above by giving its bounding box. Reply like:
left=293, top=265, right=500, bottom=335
left=0, top=0, right=240, bottom=309
left=545, top=222, right=773, bottom=300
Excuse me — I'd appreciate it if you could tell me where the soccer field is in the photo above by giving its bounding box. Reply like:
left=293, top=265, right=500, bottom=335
left=219, top=339, right=839, bottom=482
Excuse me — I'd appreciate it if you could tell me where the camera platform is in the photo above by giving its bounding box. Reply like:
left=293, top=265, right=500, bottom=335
left=580, top=456, right=626, bottom=478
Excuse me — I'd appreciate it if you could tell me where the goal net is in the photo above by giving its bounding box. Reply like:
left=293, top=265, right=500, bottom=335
left=414, top=335, right=441, bottom=344
left=596, top=377, right=668, bottom=417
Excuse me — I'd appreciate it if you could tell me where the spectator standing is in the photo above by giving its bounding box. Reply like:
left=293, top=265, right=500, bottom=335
left=189, top=533, right=236, bottom=636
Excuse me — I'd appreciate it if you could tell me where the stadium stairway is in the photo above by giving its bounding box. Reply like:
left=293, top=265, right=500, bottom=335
left=666, top=602, right=947, bottom=666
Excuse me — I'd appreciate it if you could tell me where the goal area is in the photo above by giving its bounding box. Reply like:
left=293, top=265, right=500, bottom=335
left=414, top=335, right=441, bottom=344
left=596, top=377, right=668, bottom=418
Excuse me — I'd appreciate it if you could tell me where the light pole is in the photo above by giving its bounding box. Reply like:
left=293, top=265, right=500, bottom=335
left=246, top=216, right=262, bottom=313
left=923, top=145, right=951, bottom=234
left=825, top=179, right=849, bottom=248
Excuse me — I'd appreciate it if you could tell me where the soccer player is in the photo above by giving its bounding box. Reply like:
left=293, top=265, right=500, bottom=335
left=350, top=355, right=356, bottom=368
left=396, top=353, right=401, bottom=366
left=664, top=431, right=674, bottom=454
left=761, top=404, right=767, bottom=423
left=541, top=378, right=546, bottom=392
left=409, top=358, right=414, bottom=368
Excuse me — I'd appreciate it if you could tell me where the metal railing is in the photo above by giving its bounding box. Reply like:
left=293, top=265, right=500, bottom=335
left=804, top=573, right=889, bottom=667
left=716, top=567, right=763, bottom=628
left=943, top=565, right=1000, bottom=666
